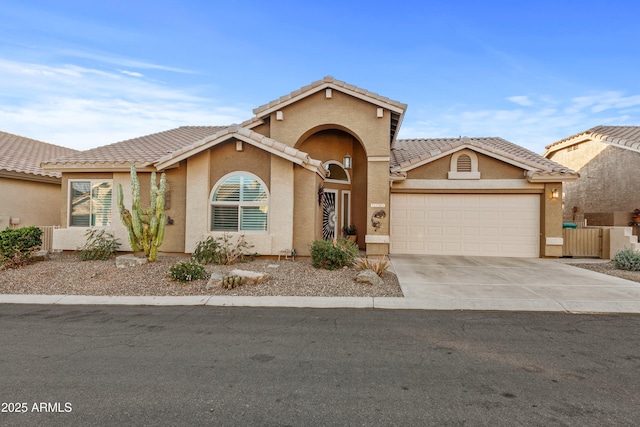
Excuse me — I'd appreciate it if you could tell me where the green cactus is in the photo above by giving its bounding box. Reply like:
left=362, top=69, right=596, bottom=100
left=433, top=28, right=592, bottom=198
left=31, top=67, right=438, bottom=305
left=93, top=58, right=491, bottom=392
left=117, top=164, right=167, bottom=262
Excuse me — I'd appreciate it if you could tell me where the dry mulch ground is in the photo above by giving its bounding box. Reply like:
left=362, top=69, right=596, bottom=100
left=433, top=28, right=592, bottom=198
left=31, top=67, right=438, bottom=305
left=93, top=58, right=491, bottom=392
left=569, top=260, right=640, bottom=283
left=0, top=253, right=403, bottom=298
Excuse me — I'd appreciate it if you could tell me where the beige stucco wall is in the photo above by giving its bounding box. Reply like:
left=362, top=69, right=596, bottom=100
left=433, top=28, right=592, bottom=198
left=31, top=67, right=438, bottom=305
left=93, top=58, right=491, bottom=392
left=541, top=182, right=564, bottom=257
left=546, top=140, right=639, bottom=222
left=53, top=168, right=187, bottom=253
left=0, top=176, right=62, bottom=227
left=293, top=165, right=323, bottom=256
left=270, top=90, right=390, bottom=156
left=269, top=90, right=392, bottom=254
left=406, top=151, right=525, bottom=180
left=183, top=143, right=303, bottom=256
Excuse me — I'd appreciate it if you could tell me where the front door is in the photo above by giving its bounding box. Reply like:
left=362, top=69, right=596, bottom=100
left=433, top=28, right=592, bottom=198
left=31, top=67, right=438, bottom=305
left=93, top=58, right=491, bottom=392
left=322, top=189, right=338, bottom=240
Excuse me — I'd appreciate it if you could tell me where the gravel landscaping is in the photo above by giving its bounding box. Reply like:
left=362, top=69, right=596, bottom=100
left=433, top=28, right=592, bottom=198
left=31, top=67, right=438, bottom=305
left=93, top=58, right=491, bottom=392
left=569, top=260, right=640, bottom=283
left=0, top=253, right=403, bottom=297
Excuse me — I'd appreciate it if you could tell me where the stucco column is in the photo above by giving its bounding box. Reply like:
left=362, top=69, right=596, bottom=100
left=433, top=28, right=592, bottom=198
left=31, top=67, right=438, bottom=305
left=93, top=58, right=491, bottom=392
left=270, top=155, right=294, bottom=254
left=365, top=158, right=391, bottom=255
left=184, top=151, right=210, bottom=253
left=541, top=182, right=563, bottom=257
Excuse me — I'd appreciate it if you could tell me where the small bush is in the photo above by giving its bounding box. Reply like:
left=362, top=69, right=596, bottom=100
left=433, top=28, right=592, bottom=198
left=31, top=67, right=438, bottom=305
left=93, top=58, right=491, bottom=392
left=613, top=248, right=640, bottom=271
left=310, top=238, right=359, bottom=270
left=0, top=226, right=42, bottom=269
left=169, top=260, right=207, bottom=283
left=192, top=234, right=256, bottom=265
left=77, top=229, right=122, bottom=261
left=354, top=256, right=390, bottom=276
left=192, top=236, right=223, bottom=265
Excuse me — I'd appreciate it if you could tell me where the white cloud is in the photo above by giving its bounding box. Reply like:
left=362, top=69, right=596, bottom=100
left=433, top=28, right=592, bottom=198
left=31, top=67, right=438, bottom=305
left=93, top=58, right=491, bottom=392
left=119, top=70, right=144, bottom=77
left=399, top=91, right=640, bottom=153
left=0, top=58, right=247, bottom=150
left=507, top=96, right=533, bottom=106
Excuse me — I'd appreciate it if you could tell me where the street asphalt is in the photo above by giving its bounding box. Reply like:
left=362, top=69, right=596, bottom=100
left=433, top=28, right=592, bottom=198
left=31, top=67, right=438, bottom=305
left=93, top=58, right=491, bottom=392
left=2, top=255, right=640, bottom=314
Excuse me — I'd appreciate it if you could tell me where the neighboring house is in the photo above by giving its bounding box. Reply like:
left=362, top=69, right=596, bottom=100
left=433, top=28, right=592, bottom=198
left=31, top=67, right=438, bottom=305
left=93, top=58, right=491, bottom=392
left=42, top=77, right=577, bottom=258
left=543, top=126, right=640, bottom=226
left=0, top=131, right=78, bottom=228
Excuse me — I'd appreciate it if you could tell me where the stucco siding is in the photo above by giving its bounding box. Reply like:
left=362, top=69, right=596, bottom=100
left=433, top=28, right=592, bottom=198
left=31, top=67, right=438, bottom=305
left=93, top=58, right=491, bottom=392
left=0, top=177, right=62, bottom=227
left=271, top=90, right=390, bottom=157
left=548, top=141, right=640, bottom=221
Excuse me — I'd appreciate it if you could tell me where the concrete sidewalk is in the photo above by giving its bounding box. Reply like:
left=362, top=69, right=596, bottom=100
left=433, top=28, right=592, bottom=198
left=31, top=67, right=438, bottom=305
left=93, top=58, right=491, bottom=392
left=2, top=256, right=640, bottom=314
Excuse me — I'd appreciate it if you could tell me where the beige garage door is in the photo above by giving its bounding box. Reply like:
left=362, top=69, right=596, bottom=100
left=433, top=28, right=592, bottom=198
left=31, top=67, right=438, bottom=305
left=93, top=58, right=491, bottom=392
left=390, top=194, right=540, bottom=257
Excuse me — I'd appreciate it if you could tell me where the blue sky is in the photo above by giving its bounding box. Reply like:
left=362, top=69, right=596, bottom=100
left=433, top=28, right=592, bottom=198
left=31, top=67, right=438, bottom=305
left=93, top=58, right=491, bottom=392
left=1, top=0, right=639, bottom=153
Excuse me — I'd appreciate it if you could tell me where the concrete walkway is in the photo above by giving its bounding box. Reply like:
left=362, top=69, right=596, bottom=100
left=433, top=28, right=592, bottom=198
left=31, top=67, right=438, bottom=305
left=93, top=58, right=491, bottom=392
left=2, top=256, right=640, bottom=314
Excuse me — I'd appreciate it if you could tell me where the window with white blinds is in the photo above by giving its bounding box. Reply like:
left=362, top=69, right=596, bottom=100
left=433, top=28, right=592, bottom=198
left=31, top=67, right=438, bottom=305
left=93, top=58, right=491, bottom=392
left=70, top=180, right=113, bottom=227
left=211, top=174, right=268, bottom=232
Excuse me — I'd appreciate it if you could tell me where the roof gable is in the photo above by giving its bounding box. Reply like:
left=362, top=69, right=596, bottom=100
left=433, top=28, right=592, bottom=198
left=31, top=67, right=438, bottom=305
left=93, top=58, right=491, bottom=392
left=0, top=131, right=78, bottom=180
left=392, top=137, right=577, bottom=182
left=154, top=126, right=326, bottom=176
left=251, top=76, right=407, bottom=145
left=544, top=125, right=640, bottom=156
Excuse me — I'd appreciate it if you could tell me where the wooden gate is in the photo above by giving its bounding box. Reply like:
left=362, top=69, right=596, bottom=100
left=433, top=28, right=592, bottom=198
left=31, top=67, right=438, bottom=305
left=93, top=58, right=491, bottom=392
left=562, top=228, right=602, bottom=258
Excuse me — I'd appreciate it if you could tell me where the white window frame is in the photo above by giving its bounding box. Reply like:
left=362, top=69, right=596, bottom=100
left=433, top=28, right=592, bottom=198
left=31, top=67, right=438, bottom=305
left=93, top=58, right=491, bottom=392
left=448, top=150, right=481, bottom=180
left=323, top=160, right=351, bottom=184
left=68, top=179, right=114, bottom=227
left=209, top=172, right=270, bottom=233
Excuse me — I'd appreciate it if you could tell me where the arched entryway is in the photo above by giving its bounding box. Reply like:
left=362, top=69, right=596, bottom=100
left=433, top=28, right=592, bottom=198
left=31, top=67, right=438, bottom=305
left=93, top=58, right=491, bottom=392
left=296, top=128, right=367, bottom=248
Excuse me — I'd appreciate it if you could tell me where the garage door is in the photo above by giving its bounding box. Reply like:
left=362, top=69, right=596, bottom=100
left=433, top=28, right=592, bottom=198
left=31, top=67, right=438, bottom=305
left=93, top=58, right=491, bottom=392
left=390, top=194, right=540, bottom=257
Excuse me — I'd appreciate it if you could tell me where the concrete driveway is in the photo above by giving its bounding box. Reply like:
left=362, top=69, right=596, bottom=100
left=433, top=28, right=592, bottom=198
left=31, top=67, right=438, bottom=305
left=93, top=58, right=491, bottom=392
left=388, top=255, right=640, bottom=313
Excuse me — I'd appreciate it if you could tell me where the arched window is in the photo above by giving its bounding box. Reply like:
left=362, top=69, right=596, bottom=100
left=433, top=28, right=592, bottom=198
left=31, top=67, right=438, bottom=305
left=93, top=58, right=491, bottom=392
left=323, top=161, right=351, bottom=184
left=210, top=173, right=269, bottom=232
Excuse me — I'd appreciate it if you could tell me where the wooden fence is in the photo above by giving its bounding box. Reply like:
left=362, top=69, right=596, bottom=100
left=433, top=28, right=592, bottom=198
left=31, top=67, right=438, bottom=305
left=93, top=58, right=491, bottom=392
left=562, top=228, right=602, bottom=258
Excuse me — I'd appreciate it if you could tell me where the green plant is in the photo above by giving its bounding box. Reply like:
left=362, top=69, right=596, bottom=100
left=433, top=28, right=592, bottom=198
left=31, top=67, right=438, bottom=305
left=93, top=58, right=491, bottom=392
left=613, top=248, right=640, bottom=271
left=342, top=224, right=357, bottom=236
left=192, top=236, right=223, bottom=265
left=0, top=226, right=42, bottom=269
left=193, top=233, right=256, bottom=265
left=353, top=256, right=390, bottom=276
left=222, top=274, right=244, bottom=289
left=168, top=260, right=207, bottom=283
left=117, top=164, right=166, bottom=262
left=76, top=229, right=121, bottom=261
left=310, top=238, right=359, bottom=270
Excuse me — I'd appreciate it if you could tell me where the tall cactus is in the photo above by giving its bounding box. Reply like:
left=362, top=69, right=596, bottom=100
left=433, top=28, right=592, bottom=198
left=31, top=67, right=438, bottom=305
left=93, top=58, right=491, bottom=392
left=117, top=164, right=167, bottom=262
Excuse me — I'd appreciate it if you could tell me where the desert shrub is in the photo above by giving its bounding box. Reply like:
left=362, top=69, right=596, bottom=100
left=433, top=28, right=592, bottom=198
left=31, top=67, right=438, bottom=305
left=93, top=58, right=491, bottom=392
left=192, top=234, right=256, bottom=265
left=0, top=226, right=42, bottom=268
left=353, top=256, right=390, bottom=276
left=613, top=248, right=640, bottom=271
left=77, top=229, right=121, bottom=261
left=310, top=238, right=359, bottom=270
left=192, top=236, right=223, bottom=265
left=169, top=260, right=207, bottom=283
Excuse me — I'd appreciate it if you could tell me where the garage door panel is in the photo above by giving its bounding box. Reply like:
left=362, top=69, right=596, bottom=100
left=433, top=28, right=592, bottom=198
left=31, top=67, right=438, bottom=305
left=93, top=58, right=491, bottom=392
left=391, top=194, right=540, bottom=257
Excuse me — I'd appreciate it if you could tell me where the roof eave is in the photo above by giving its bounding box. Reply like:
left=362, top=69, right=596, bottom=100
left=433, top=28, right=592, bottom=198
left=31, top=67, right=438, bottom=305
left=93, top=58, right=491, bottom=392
left=253, top=81, right=407, bottom=119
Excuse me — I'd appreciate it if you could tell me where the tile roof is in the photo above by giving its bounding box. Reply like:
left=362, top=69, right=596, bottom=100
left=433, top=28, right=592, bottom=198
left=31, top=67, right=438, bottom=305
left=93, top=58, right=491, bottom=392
left=0, top=131, right=78, bottom=179
left=545, top=125, right=640, bottom=152
left=154, top=126, right=325, bottom=175
left=392, top=137, right=577, bottom=177
left=43, top=126, right=229, bottom=168
left=252, top=76, right=408, bottom=116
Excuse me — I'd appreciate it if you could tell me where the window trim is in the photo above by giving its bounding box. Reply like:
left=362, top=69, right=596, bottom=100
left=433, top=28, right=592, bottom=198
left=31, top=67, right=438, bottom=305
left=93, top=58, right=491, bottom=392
left=323, top=160, right=351, bottom=184
left=68, top=179, right=114, bottom=228
left=209, top=172, right=270, bottom=233
left=448, top=150, right=481, bottom=180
